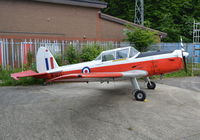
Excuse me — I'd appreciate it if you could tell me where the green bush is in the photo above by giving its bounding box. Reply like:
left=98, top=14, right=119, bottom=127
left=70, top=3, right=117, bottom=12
left=80, top=44, right=104, bottom=61
left=125, top=24, right=158, bottom=52
left=64, top=45, right=80, bottom=64
left=27, top=51, right=33, bottom=67
left=54, top=55, right=63, bottom=66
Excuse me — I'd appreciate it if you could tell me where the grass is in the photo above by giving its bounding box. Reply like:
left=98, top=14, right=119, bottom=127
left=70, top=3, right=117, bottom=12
left=0, top=69, right=44, bottom=86
left=160, top=69, right=191, bottom=78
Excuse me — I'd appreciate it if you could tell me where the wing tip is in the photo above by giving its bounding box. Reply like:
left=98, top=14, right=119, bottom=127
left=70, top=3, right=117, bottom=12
left=11, top=74, right=19, bottom=80
left=10, top=70, right=37, bottom=80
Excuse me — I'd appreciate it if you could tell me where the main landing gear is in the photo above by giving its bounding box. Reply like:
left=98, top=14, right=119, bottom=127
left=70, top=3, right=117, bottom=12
left=131, top=77, right=156, bottom=101
left=145, top=77, right=156, bottom=90
left=131, top=78, right=146, bottom=101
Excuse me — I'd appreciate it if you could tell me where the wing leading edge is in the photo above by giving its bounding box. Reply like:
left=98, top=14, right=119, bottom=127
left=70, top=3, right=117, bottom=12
left=47, top=70, right=148, bottom=82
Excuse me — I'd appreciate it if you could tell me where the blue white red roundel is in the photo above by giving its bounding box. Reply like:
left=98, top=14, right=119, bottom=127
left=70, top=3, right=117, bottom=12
left=82, top=67, right=91, bottom=73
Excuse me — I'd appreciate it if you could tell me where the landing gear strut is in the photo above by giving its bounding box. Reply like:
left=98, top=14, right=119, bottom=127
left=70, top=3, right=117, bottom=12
left=131, top=78, right=146, bottom=101
left=147, top=81, right=156, bottom=89
left=145, top=77, right=156, bottom=90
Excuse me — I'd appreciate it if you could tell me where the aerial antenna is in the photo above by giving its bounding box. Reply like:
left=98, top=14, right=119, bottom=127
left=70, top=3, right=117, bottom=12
left=134, top=0, right=144, bottom=25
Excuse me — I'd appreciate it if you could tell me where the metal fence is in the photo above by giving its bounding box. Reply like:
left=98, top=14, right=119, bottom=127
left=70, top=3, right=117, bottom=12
left=0, top=38, right=129, bottom=70
left=151, top=43, right=196, bottom=63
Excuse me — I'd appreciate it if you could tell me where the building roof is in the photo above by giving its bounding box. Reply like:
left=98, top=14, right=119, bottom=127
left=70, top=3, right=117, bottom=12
left=33, top=0, right=107, bottom=8
left=100, top=13, right=167, bottom=38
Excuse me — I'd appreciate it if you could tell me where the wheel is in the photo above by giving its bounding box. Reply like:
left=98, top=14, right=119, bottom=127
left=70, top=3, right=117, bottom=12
left=133, top=90, right=146, bottom=101
left=147, top=81, right=156, bottom=90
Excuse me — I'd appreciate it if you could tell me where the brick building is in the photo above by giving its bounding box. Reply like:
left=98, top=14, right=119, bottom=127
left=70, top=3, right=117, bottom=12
left=0, top=0, right=166, bottom=41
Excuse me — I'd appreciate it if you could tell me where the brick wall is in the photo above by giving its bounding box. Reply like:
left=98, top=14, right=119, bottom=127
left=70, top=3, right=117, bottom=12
left=0, top=0, right=101, bottom=40
left=99, top=18, right=125, bottom=40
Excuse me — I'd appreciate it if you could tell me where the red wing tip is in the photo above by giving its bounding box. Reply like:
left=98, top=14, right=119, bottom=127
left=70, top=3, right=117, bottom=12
left=10, top=70, right=37, bottom=80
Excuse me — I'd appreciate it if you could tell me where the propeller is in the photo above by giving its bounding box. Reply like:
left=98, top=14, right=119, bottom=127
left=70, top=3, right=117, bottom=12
left=182, top=51, right=187, bottom=73
left=180, top=36, right=187, bottom=73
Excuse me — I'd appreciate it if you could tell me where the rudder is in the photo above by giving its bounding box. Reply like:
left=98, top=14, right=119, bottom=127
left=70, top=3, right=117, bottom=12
left=36, top=47, right=59, bottom=73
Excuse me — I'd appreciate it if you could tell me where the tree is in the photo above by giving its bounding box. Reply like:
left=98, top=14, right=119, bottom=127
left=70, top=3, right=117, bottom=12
left=102, top=0, right=134, bottom=21
left=125, top=24, right=158, bottom=51
left=102, top=0, right=200, bottom=42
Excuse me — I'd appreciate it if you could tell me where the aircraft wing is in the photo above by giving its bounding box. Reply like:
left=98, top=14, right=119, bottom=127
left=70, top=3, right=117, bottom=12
left=11, top=70, right=148, bottom=82
left=47, top=70, right=148, bottom=82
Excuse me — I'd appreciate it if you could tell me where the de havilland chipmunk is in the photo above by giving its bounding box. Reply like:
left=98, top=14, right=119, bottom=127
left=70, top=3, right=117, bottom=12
left=11, top=46, right=189, bottom=101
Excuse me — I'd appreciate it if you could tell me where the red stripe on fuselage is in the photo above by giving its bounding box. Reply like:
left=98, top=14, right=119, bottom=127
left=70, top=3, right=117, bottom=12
left=40, top=57, right=183, bottom=79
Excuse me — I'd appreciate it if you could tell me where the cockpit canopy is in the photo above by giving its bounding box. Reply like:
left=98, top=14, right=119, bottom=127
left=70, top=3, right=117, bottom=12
left=95, top=46, right=139, bottom=62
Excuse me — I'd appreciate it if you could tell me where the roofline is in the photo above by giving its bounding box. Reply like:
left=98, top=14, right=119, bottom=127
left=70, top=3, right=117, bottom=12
left=100, top=13, right=167, bottom=38
left=0, top=34, right=122, bottom=42
left=33, top=0, right=107, bottom=9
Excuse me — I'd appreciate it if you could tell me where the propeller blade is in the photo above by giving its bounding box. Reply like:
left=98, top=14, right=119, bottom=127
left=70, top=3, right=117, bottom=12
left=182, top=51, right=187, bottom=73
left=183, top=56, right=187, bottom=73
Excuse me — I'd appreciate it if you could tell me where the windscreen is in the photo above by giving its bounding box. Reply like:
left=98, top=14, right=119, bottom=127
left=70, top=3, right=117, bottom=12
left=116, top=48, right=129, bottom=59
left=129, top=47, right=139, bottom=58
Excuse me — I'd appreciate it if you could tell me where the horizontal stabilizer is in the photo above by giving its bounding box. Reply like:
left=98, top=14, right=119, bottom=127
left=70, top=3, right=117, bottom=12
left=11, top=70, right=47, bottom=80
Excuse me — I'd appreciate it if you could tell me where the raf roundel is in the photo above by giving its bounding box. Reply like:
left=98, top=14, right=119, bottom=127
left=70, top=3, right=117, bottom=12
left=82, top=67, right=91, bottom=73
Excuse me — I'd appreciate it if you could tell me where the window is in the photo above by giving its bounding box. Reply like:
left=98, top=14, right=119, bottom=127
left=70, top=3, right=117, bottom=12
left=95, top=54, right=101, bottom=60
left=129, top=47, right=139, bottom=58
left=102, top=51, right=115, bottom=62
left=116, top=48, right=129, bottom=59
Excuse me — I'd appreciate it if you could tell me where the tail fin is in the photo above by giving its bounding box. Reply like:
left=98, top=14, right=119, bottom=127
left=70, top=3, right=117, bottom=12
left=36, top=47, right=59, bottom=73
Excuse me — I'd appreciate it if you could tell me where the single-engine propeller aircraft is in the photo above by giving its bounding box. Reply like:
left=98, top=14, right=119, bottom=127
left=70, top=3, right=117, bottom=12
left=11, top=46, right=189, bottom=101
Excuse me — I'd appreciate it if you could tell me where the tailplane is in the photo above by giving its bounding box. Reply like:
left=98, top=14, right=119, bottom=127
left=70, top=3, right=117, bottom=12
left=36, top=47, right=59, bottom=73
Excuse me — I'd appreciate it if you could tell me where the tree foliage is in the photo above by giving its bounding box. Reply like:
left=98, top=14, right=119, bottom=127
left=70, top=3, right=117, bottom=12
left=80, top=44, right=104, bottom=62
left=125, top=25, right=158, bottom=51
left=102, top=0, right=200, bottom=42
left=64, top=45, right=80, bottom=64
left=60, top=44, right=104, bottom=65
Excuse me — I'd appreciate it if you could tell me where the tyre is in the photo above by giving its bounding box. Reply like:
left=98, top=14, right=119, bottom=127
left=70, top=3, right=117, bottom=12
left=147, top=81, right=156, bottom=90
left=134, top=90, right=146, bottom=101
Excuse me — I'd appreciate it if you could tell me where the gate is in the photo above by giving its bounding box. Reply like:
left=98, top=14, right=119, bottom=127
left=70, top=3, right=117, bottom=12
left=192, top=20, right=200, bottom=76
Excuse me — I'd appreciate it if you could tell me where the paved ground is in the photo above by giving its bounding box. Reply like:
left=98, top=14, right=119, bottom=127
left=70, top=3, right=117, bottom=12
left=0, top=78, right=200, bottom=140
left=156, top=76, right=200, bottom=92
